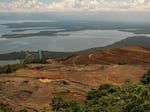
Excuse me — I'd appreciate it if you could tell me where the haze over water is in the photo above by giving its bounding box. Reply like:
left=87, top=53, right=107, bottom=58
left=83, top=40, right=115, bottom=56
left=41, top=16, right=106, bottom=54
left=0, top=20, right=150, bottom=53
left=0, top=0, right=150, bottom=66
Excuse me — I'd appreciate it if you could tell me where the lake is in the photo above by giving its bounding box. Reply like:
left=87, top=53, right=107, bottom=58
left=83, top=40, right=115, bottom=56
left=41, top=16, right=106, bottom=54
left=0, top=20, right=150, bottom=54
left=0, top=60, right=20, bottom=66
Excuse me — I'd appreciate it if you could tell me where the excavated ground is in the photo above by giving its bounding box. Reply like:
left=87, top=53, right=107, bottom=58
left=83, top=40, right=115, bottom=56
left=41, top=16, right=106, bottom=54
left=0, top=46, right=150, bottom=111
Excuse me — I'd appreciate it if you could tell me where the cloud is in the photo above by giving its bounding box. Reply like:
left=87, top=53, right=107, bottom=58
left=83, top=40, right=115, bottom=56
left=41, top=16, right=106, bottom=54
left=0, top=0, right=150, bottom=13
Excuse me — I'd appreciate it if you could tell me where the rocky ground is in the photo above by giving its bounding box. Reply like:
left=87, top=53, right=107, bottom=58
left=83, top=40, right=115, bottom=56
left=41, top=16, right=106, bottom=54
left=0, top=46, right=150, bottom=111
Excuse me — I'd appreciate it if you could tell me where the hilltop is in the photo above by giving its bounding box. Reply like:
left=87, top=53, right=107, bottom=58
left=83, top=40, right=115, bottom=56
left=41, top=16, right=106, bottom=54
left=0, top=46, right=150, bottom=111
left=65, top=46, right=150, bottom=65
left=77, top=36, right=150, bottom=54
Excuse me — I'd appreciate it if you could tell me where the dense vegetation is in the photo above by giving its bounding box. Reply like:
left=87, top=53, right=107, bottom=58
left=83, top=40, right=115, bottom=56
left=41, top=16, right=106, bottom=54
left=50, top=70, right=150, bottom=112
left=0, top=64, right=26, bottom=74
left=0, top=52, right=26, bottom=60
left=24, top=59, right=48, bottom=64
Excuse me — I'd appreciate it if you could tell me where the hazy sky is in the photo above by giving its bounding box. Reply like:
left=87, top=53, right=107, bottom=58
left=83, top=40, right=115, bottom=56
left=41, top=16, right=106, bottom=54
left=0, top=0, right=150, bottom=12
left=0, top=0, right=149, bottom=23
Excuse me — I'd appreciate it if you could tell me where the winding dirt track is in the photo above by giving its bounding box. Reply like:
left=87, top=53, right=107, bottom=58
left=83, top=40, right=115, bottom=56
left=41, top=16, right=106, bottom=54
left=88, top=53, right=113, bottom=65
left=0, top=46, right=150, bottom=111
left=64, top=46, right=150, bottom=65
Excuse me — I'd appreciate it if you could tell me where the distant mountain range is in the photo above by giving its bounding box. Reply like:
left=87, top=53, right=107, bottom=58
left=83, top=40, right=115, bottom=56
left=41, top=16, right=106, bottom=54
left=0, top=36, right=150, bottom=60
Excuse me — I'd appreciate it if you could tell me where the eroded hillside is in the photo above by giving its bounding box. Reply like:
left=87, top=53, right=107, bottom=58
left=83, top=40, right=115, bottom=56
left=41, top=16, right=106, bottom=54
left=0, top=46, right=150, bottom=111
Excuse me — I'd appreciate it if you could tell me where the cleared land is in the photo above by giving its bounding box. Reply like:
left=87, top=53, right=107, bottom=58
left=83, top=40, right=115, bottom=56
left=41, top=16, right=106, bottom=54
left=0, top=46, right=150, bottom=111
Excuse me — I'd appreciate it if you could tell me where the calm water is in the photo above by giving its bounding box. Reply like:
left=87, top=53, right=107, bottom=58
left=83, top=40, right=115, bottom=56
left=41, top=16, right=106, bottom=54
left=0, top=21, right=150, bottom=54
left=0, top=60, right=20, bottom=66
left=0, top=20, right=150, bottom=66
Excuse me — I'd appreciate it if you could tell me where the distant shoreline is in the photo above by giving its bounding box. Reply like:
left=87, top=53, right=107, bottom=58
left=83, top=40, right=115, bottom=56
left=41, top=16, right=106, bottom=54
left=0, top=36, right=150, bottom=62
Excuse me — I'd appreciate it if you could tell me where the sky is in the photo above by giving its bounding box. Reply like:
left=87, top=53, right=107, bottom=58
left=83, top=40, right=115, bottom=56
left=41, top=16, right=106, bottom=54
left=0, top=0, right=150, bottom=13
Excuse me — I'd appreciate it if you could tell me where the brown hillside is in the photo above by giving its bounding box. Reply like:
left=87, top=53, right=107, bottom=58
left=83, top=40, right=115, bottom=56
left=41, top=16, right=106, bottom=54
left=0, top=46, right=150, bottom=111
left=64, top=46, right=150, bottom=65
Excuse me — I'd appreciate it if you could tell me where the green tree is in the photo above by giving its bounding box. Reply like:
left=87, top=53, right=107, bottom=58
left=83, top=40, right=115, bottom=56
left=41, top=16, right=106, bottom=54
left=50, top=70, right=150, bottom=112
left=6, top=65, right=11, bottom=74
left=141, top=71, right=150, bottom=85
left=50, top=96, right=64, bottom=111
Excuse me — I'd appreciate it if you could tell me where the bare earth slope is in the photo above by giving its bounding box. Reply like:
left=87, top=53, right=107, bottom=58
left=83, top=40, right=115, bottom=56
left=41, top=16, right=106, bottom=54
left=0, top=46, right=150, bottom=111
left=64, top=46, right=150, bottom=65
